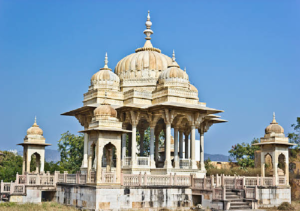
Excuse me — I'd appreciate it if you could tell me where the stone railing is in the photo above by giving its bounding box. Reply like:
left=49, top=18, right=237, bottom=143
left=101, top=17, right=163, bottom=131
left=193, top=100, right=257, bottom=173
left=192, top=174, right=276, bottom=200
left=122, top=157, right=131, bottom=167
left=0, top=181, right=26, bottom=195
left=121, top=172, right=191, bottom=187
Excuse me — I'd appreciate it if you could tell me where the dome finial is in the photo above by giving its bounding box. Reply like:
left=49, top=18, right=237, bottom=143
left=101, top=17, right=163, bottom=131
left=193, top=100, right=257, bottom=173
left=104, top=52, right=108, bottom=68
left=172, top=50, right=176, bottom=62
left=184, top=67, right=186, bottom=72
left=144, top=10, right=153, bottom=40
left=272, top=112, right=276, bottom=123
left=33, top=116, right=38, bottom=127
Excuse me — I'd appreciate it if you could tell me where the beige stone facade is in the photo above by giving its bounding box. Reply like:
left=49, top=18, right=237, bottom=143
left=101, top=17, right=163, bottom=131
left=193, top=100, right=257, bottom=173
left=62, top=12, right=226, bottom=181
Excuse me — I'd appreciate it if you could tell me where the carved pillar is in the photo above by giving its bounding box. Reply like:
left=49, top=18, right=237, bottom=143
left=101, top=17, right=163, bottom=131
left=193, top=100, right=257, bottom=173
left=139, top=129, right=145, bottom=156
left=87, top=155, right=92, bottom=183
left=96, top=140, right=102, bottom=185
left=22, top=149, right=26, bottom=174
left=190, top=125, right=197, bottom=169
left=285, top=153, right=289, bottom=185
left=26, top=153, right=31, bottom=173
left=199, top=129, right=205, bottom=171
left=179, top=130, right=183, bottom=159
left=150, top=126, right=155, bottom=168
left=128, top=134, right=132, bottom=156
left=131, top=124, right=137, bottom=167
left=116, top=145, right=121, bottom=183
left=273, top=152, right=278, bottom=186
left=164, top=123, right=172, bottom=169
left=82, top=133, right=89, bottom=169
left=174, top=127, right=179, bottom=168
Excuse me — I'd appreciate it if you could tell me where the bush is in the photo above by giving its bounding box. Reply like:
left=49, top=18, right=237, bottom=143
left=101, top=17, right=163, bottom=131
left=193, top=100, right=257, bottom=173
left=278, top=202, right=295, bottom=210
left=206, top=167, right=262, bottom=177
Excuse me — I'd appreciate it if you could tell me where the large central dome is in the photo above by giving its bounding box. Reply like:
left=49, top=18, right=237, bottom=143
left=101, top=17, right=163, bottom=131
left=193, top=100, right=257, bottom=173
left=114, top=11, right=172, bottom=90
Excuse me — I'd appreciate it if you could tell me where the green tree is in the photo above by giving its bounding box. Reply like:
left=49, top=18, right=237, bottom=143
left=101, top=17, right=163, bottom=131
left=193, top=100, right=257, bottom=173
left=0, top=151, right=23, bottom=182
left=57, top=131, right=84, bottom=173
left=288, top=117, right=300, bottom=158
left=136, top=128, right=165, bottom=156
left=228, top=138, right=260, bottom=169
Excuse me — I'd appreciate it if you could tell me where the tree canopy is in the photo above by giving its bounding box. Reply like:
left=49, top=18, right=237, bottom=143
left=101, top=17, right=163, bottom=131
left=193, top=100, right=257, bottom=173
left=0, top=151, right=22, bottom=182
left=288, top=117, right=300, bottom=159
left=57, top=131, right=84, bottom=173
left=228, top=138, right=260, bottom=169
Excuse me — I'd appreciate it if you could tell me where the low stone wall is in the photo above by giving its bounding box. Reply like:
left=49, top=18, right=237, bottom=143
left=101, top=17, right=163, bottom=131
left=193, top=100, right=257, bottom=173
left=56, top=183, right=192, bottom=210
left=257, top=187, right=291, bottom=207
left=10, top=189, right=41, bottom=203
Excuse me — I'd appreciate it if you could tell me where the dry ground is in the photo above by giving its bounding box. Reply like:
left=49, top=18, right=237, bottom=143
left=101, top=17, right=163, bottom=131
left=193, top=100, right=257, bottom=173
left=259, top=201, right=300, bottom=211
left=0, top=202, right=78, bottom=211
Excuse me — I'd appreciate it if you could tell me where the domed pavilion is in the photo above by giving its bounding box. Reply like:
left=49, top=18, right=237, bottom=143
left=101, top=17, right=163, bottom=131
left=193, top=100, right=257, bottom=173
left=62, top=11, right=226, bottom=179
left=253, top=113, right=296, bottom=186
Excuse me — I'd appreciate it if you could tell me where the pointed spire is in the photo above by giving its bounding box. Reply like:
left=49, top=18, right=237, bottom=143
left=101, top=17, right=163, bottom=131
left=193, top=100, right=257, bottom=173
left=184, top=67, right=186, bottom=72
left=104, top=52, right=108, bottom=68
left=172, top=50, right=176, bottom=62
left=33, top=116, right=38, bottom=127
left=272, top=112, right=277, bottom=123
left=144, top=10, right=153, bottom=41
left=100, top=52, right=111, bottom=71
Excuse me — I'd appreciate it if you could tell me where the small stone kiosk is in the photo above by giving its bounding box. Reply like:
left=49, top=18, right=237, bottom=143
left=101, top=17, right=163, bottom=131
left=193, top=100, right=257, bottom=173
left=18, top=117, right=51, bottom=174
left=253, top=113, right=295, bottom=206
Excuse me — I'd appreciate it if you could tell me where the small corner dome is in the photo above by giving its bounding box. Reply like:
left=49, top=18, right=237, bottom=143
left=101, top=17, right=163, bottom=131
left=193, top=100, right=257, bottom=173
left=27, top=118, right=43, bottom=135
left=158, top=51, right=189, bottom=83
left=94, top=102, right=117, bottom=118
left=90, top=53, right=120, bottom=89
left=265, top=113, right=284, bottom=134
left=189, top=84, right=198, bottom=92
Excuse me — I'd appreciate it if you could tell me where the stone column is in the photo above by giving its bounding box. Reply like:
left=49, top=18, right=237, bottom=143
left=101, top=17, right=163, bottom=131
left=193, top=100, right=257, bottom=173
left=87, top=155, right=92, bottom=182
left=179, top=130, right=183, bottom=159
left=40, top=154, right=45, bottom=173
left=164, top=123, right=172, bottom=169
left=200, top=131, right=205, bottom=171
left=285, top=153, right=289, bottom=185
left=139, top=129, right=145, bottom=156
left=116, top=145, right=121, bottom=183
left=122, top=133, right=127, bottom=160
left=163, top=129, right=166, bottom=162
left=81, top=133, right=88, bottom=169
left=185, top=133, right=189, bottom=159
left=155, top=133, right=159, bottom=162
left=273, top=152, right=278, bottom=186
left=96, top=140, right=102, bottom=185
left=26, top=153, right=31, bottom=173
left=174, top=128, right=179, bottom=168
left=190, top=125, right=197, bottom=169
left=150, top=126, right=155, bottom=168
left=131, top=124, right=137, bottom=167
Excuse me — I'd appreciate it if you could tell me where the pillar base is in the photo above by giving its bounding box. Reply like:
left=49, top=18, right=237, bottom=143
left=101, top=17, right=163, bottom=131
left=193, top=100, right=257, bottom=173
left=150, top=159, right=156, bottom=168
left=200, top=162, right=205, bottom=171
left=174, top=160, right=179, bottom=169
left=190, top=160, right=198, bottom=169
left=164, top=160, right=172, bottom=169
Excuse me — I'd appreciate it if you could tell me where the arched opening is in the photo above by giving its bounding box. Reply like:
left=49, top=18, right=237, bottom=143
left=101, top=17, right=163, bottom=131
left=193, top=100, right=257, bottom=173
left=102, top=143, right=116, bottom=173
left=30, top=152, right=41, bottom=173
left=264, top=153, right=273, bottom=176
left=278, top=153, right=286, bottom=175
left=91, top=143, right=96, bottom=169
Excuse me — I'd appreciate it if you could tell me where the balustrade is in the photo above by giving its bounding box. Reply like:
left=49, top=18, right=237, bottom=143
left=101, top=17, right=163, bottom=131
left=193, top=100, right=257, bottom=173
left=137, top=156, right=150, bottom=166
left=179, top=159, right=190, bottom=169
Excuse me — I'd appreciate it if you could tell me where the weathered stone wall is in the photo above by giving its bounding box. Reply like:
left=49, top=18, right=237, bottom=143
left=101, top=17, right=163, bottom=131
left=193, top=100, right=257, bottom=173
left=257, top=187, right=291, bottom=207
left=55, top=184, right=192, bottom=210
left=9, top=189, right=41, bottom=203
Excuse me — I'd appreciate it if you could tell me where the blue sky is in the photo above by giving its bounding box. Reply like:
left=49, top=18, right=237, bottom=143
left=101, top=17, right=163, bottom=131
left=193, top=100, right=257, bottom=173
left=0, top=1, right=299, bottom=155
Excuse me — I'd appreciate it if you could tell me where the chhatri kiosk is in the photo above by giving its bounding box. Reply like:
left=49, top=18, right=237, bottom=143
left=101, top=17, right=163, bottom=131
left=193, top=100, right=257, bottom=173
left=63, top=12, right=226, bottom=181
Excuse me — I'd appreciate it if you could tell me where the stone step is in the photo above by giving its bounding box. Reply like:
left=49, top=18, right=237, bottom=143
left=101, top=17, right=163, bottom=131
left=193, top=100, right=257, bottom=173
left=230, top=205, right=252, bottom=210
left=231, top=202, right=251, bottom=206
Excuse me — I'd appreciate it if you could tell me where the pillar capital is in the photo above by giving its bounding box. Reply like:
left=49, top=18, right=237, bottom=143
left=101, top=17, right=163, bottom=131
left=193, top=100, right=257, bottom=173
left=163, top=109, right=177, bottom=125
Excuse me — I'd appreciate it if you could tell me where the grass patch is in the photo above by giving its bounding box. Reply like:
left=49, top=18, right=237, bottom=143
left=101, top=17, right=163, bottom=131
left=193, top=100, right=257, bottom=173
left=0, top=202, right=78, bottom=211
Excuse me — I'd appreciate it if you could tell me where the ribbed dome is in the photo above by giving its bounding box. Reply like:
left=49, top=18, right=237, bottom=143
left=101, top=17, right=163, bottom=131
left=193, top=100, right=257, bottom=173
left=91, top=53, right=120, bottom=90
left=158, top=51, right=189, bottom=86
left=265, top=113, right=284, bottom=134
left=115, top=50, right=172, bottom=80
left=114, top=11, right=172, bottom=81
left=27, top=117, right=43, bottom=135
left=94, top=102, right=117, bottom=118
